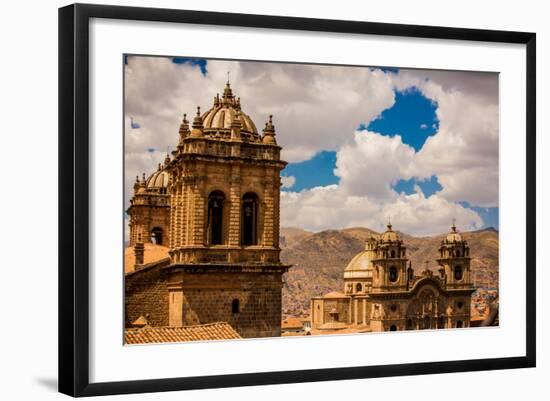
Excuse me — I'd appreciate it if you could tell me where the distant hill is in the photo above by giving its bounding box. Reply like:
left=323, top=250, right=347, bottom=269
left=279, top=226, right=499, bottom=317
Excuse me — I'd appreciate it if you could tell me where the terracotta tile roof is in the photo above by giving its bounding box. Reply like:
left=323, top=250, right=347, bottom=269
left=124, top=243, right=170, bottom=273
left=316, top=291, right=349, bottom=299
left=124, top=322, right=241, bottom=344
left=282, top=317, right=305, bottom=329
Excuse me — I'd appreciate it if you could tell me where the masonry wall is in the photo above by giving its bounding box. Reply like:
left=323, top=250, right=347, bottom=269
left=169, top=270, right=284, bottom=338
left=125, top=262, right=169, bottom=328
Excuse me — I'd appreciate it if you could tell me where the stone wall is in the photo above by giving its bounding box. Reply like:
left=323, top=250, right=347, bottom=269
left=168, top=269, right=284, bottom=338
left=125, top=261, right=170, bottom=328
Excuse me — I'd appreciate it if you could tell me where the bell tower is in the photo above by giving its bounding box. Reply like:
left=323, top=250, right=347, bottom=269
left=164, top=81, right=291, bottom=338
left=371, top=223, right=409, bottom=292
left=436, top=222, right=472, bottom=289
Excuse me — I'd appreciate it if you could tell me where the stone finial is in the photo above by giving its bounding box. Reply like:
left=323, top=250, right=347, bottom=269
left=140, top=173, right=147, bottom=188
left=164, top=153, right=171, bottom=166
left=190, top=106, right=204, bottom=137
left=133, top=175, right=140, bottom=192
left=262, top=114, right=277, bottom=145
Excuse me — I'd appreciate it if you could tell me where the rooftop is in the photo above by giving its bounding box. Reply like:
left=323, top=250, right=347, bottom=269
left=124, top=322, right=241, bottom=344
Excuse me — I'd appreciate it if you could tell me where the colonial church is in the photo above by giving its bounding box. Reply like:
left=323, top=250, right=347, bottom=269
left=311, top=222, right=476, bottom=332
left=125, top=81, right=290, bottom=341
left=125, top=80, right=477, bottom=344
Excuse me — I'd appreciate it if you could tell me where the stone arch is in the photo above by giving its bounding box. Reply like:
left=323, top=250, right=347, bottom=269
left=151, top=226, right=164, bottom=245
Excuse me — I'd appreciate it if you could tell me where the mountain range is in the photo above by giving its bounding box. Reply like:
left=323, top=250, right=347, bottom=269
left=279, top=226, right=499, bottom=317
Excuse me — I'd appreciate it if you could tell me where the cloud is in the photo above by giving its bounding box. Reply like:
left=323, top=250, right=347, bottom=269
left=281, top=175, right=296, bottom=189
left=124, top=56, right=498, bottom=236
left=335, top=131, right=415, bottom=200
left=281, top=129, right=484, bottom=235
left=280, top=182, right=482, bottom=235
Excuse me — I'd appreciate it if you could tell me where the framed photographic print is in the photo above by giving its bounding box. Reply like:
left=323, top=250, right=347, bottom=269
left=58, top=3, right=536, bottom=397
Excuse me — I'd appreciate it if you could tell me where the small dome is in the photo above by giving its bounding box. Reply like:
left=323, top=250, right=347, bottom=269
left=201, top=82, right=258, bottom=134
left=344, top=251, right=372, bottom=272
left=344, top=251, right=373, bottom=279
left=381, top=223, right=398, bottom=242
left=146, top=169, right=169, bottom=189
left=446, top=223, right=463, bottom=242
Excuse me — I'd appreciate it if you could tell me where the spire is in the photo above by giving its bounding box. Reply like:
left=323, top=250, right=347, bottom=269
left=140, top=173, right=146, bottom=188
left=133, top=175, right=140, bottom=192
left=387, top=216, right=393, bottom=231
left=451, top=218, right=457, bottom=232
left=262, top=114, right=277, bottom=145
left=222, top=80, right=233, bottom=101
left=190, top=106, right=204, bottom=137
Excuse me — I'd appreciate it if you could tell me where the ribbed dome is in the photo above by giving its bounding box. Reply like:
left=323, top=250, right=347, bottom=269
left=343, top=251, right=373, bottom=279
left=202, top=106, right=257, bottom=133
left=146, top=169, right=169, bottom=189
left=201, top=82, right=258, bottom=134
left=381, top=223, right=398, bottom=242
left=446, top=224, right=463, bottom=242
left=344, top=251, right=372, bottom=272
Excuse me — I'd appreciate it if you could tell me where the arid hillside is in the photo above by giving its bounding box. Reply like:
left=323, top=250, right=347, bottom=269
left=279, top=227, right=499, bottom=317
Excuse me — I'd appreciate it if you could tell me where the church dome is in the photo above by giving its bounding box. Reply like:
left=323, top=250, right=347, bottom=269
left=146, top=168, right=169, bottom=189
left=343, top=251, right=373, bottom=279
left=381, top=223, right=398, bottom=242
left=201, top=82, right=258, bottom=134
left=446, top=223, right=463, bottom=242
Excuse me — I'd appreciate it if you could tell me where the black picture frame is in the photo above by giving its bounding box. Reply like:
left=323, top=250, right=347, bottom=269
left=58, top=3, right=536, bottom=397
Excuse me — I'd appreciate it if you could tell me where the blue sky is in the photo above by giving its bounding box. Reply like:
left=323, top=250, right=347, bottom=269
left=282, top=151, right=339, bottom=191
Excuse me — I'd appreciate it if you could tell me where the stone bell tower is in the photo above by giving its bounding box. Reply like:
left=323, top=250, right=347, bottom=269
left=164, top=81, right=290, bottom=338
left=371, top=223, right=410, bottom=293
left=436, top=222, right=473, bottom=289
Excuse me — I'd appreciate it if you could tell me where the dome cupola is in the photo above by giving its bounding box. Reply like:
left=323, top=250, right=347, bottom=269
left=200, top=81, right=259, bottom=140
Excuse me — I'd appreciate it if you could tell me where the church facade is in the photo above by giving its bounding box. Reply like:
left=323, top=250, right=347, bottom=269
left=311, top=223, right=475, bottom=332
left=125, top=82, right=290, bottom=339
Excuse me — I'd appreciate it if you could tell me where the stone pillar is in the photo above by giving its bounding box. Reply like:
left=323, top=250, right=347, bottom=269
left=354, top=298, right=358, bottom=325
left=228, top=168, right=241, bottom=247
left=168, top=288, right=183, bottom=327
left=262, top=171, right=275, bottom=247
left=191, top=180, right=205, bottom=246
left=134, top=242, right=144, bottom=266
left=348, top=299, right=353, bottom=324
left=362, top=298, right=367, bottom=325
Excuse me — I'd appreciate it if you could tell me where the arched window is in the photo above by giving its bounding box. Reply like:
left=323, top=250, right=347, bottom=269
left=406, top=318, right=413, bottom=330
left=242, top=192, right=259, bottom=246
left=390, top=250, right=396, bottom=258
left=454, top=265, right=463, bottom=281
left=389, top=266, right=398, bottom=283
left=207, top=190, right=225, bottom=245
left=389, top=325, right=397, bottom=331
left=151, top=227, right=163, bottom=245
left=455, top=249, right=461, bottom=257
left=231, top=299, right=240, bottom=314
left=356, top=283, right=362, bottom=293
left=423, top=315, right=431, bottom=330
left=456, top=320, right=463, bottom=328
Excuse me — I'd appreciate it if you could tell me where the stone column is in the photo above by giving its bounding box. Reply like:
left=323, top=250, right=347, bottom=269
left=262, top=177, right=275, bottom=247
left=362, top=298, right=367, bottom=325
left=228, top=167, right=242, bottom=247
left=354, top=298, right=358, bottom=325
